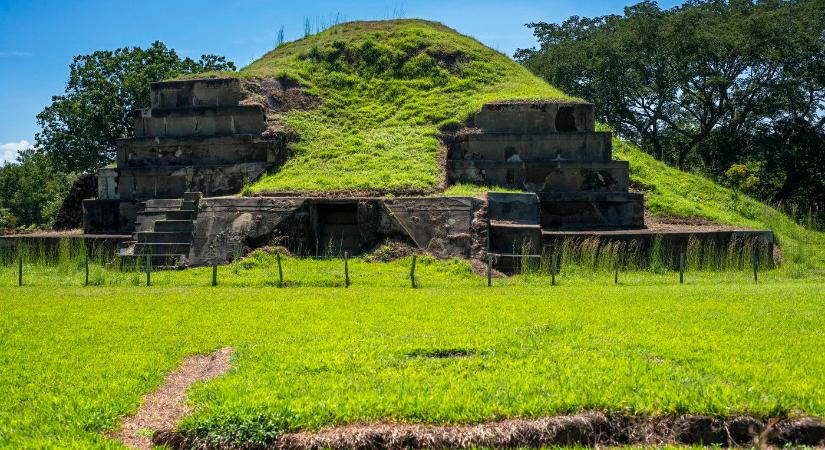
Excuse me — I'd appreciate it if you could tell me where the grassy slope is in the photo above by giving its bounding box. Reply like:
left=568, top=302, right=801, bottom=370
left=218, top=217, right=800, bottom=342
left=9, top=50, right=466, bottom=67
left=235, top=19, right=569, bottom=193
left=613, top=137, right=825, bottom=269
left=2, top=278, right=824, bottom=448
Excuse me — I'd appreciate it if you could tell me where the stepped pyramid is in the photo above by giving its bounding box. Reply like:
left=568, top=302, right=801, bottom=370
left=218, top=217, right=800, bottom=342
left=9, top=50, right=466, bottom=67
left=447, top=101, right=645, bottom=256
left=85, top=78, right=283, bottom=232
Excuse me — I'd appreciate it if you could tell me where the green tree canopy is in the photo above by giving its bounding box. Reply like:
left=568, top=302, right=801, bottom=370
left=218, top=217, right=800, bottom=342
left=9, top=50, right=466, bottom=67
left=516, top=0, right=825, bottom=209
left=35, top=41, right=235, bottom=174
left=0, top=150, right=73, bottom=228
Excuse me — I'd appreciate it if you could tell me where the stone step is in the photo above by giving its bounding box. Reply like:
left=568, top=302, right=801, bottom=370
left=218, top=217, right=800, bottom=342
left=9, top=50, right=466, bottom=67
left=180, top=200, right=198, bottom=211
left=487, top=192, right=540, bottom=223
left=450, top=131, right=612, bottom=161
left=150, top=78, right=244, bottom=110
left=132, top=105, right=266, bottom=138
left=116, top=135, right=275, bottom=167
left=136, top=231, right=193, bottom=244
left=489, top=221, right=542, bottom=254
left=449, top=160, right=630, bottom=192
left=538, top=192, right=645, bottom=229
left=165, top=210, right=197, bottom=221
left=154, top=220, right=194, bottom=232
left=134, top=242, right=192, bottom=255
left=182, top=191, right=203, bottom=202
left=474, top=102, right=595, bottom=133
left=142, top=199, right=183, bottom=210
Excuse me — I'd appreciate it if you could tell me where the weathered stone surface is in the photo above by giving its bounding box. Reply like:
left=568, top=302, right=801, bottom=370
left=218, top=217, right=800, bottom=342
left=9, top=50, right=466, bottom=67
left=449, top=160, right=629, bottom=192
left=133, top=105, right=266, bottom=138
left=448, top=131, right=612, bottom=161
left=118, top=162, right=269, bottom=201
left=383, top=197, right=481, bottom=258
left=474, top=102, right=595, bottom=133
left=117, top=135, right=282, bottom=167
left=150, top=78, right=244, bottom=110
left=487, top=192, right=539, bottom=223
left=538, top=192, right=645, bottom=229
left=189, top=197, right=307, bottom=265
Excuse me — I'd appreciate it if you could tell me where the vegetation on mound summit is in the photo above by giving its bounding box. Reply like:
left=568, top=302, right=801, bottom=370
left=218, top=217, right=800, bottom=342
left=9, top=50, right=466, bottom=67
left=231, top=19, right=570, bottom=193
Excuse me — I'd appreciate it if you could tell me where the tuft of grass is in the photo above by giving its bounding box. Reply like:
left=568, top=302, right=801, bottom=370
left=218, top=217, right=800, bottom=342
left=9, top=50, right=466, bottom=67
left=440, top=183, right=526, bottom=197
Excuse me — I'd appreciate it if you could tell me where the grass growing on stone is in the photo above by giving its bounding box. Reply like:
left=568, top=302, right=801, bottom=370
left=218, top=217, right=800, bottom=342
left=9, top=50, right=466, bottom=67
left=1, top=268, right=824, bottom=448
left=228, top=19, right=570, bottom=194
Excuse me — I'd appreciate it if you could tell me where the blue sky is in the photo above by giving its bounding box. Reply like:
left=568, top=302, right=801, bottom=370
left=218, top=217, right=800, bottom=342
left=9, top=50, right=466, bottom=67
left=0, top=0, right=680, bottom=163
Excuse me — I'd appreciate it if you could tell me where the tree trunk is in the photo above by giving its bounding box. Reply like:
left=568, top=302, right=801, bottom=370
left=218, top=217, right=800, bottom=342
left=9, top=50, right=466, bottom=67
left=770, top=170, right=803, bottom=205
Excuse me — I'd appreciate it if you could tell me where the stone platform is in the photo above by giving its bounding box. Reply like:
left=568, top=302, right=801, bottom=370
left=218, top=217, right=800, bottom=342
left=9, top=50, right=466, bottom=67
left=84, top=77, right=285, bottom=234
left=447, top=101, right=644, bottom=233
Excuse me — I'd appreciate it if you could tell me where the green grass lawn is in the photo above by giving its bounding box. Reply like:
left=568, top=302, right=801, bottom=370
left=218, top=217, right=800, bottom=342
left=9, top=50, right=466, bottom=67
left=1, top=253, right=825, bottom=449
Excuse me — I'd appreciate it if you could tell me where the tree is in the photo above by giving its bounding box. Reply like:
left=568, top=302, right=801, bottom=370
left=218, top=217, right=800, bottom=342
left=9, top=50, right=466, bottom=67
left=516, top=0, right=825, bottom=210
left=35, top=41, right=235, bottom=174
left=0, top=150, right=73, bottom=228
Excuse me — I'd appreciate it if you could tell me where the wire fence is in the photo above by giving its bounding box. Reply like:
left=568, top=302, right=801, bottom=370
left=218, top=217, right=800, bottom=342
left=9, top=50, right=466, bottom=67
left=0, top=236, right=774, bottom=289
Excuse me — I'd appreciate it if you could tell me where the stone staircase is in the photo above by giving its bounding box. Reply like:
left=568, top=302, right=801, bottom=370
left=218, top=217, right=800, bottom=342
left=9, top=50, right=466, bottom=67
left=120, top=192, right=202, bottom=267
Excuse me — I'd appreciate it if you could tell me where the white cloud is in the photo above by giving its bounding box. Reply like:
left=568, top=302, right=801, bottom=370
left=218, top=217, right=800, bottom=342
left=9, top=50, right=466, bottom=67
left=0, top=140, right=32, bottom=164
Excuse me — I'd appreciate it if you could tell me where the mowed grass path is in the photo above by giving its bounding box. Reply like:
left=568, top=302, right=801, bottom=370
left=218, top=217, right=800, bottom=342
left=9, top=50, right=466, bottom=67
left=1, top=281, right=824, bottom=448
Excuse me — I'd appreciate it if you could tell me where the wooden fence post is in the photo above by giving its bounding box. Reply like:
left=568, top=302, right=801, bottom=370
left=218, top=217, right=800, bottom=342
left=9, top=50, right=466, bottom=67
left=212, top=253, right=218, bottom=287
left=679, top=252, right=685, bottom=284
left=17, top=240, right=22, bottom=287
left=410, top=255, right=417, bottom=288
left=614, top=263, right=619, bottom=286
left=146, top=253, right=151, bottom=287
left=551, top=253, right=557, bottom=286
left=277, top=252, right=283, bottom=287
left=752, top=249, right=758, bottom=283
left=487, top=254, right=492, bottom=287
left=85, top=252, right=89, bottom=286
left=344, top=252, right=350, bottom=288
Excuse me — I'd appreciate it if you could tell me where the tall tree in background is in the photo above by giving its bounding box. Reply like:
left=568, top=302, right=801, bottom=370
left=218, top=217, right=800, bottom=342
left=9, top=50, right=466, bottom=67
left=516, top=0, right=825, bottom=209
left=35, top=41, right=235, bottom=174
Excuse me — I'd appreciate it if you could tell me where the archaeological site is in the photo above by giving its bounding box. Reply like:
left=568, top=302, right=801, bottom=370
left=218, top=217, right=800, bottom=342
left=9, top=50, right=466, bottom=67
left=78, top=76, right=773, bottom=269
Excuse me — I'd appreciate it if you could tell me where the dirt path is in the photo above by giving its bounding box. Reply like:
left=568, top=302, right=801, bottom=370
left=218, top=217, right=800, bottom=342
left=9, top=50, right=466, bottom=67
left=110, top=347, right=234, bottom=450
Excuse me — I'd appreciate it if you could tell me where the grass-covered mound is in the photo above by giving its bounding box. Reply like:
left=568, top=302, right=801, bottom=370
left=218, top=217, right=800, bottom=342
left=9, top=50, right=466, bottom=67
left=194, top=19, right=824, bottom=268
left=233, top=19, right=570, bottom=193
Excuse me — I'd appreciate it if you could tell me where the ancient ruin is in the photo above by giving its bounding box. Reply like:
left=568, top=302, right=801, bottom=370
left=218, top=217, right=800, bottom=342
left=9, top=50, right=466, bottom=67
left=81, top=78, right=772, bottom=268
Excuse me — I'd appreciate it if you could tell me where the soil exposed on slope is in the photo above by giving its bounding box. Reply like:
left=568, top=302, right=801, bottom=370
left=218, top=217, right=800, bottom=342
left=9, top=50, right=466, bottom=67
left=155, top=411, right=825, bottom=449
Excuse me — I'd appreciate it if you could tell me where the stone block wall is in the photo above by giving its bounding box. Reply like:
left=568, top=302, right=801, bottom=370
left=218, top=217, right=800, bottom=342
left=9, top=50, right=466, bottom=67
left=447, top=100, right=643, bottom=230
left=84, top=77, right=284, bottom=233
